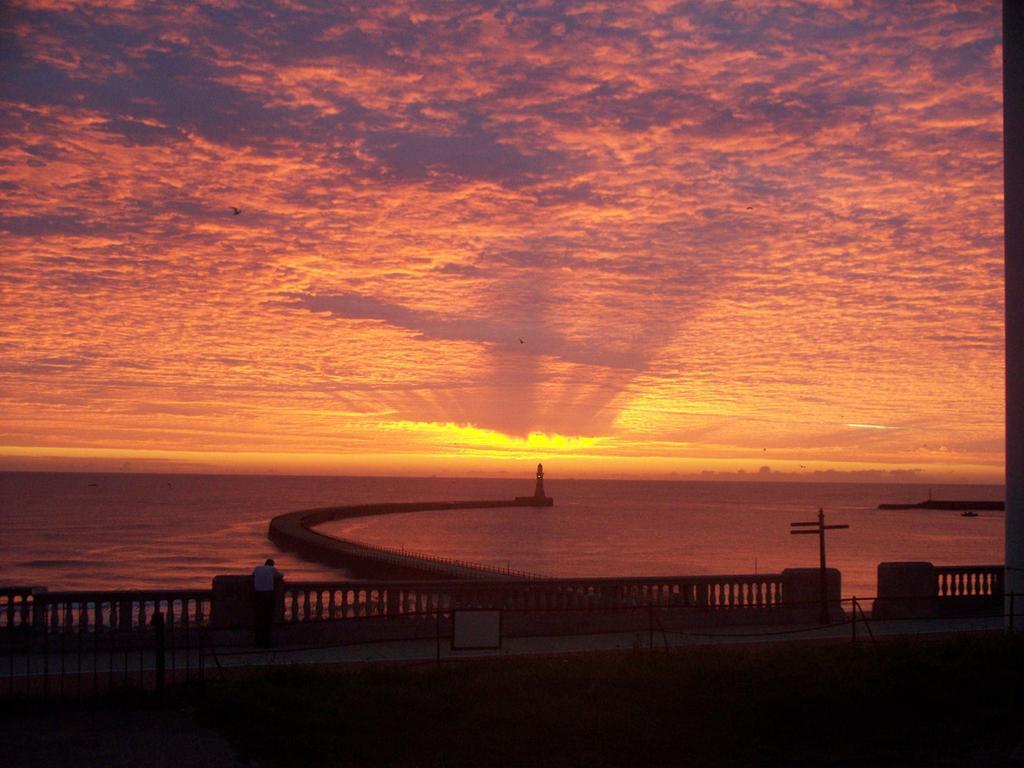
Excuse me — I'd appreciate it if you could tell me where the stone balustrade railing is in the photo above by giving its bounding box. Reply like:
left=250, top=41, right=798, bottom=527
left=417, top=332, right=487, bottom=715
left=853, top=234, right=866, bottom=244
left=279, top=574, right=787, bottom=624
left=935, top=565, right=1004, bottom=599
left=873, top=562, right=1004, bottom=619
left=0, top=587, right=212, bottom=634
left=7, top=569, right=840, bottom=639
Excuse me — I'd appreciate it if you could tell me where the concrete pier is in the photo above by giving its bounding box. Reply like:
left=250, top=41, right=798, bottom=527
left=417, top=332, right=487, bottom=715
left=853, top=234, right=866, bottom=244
left=268, top=498, right=552, bottom=580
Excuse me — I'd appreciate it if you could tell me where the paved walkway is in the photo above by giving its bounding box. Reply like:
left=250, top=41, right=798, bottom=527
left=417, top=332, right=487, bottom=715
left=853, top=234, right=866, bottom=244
left=2, top=613, right=1006, bottom=684
left=204, top=613, right=1004, bottom=670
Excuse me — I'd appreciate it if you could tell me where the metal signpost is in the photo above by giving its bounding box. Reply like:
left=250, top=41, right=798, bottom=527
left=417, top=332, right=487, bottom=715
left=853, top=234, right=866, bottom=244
left=791, top=508, right=849, bottom=624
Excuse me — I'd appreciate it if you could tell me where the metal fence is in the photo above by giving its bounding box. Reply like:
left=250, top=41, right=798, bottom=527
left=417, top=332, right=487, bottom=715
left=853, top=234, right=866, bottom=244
left=1, top=588, right=212, bottom=701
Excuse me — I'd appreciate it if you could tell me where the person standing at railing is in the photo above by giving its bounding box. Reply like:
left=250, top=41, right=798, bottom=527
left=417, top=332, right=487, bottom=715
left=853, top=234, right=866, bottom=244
left=253, top=558, right=283, bottom=647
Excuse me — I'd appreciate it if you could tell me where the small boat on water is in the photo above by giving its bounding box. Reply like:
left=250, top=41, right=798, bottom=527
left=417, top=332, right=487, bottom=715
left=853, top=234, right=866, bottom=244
left=961, top=510, right=979, bottom=518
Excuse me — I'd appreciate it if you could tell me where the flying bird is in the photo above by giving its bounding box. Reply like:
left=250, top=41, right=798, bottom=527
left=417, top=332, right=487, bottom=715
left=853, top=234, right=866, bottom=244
left=519, top=338, right=525, bottom=344
left=230, top=207, right=242, bottom=215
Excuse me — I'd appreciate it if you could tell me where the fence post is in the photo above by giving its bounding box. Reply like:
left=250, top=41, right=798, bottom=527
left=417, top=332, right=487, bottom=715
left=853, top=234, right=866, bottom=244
left=152, top=610, right=165, bottom=697
left=119, top=598, right=132, bottom=632
left=851, top=597, right=857, bottom=644
left=32, top=589, right=48, bottom=632
left=435, top=609, right=441, bottom=666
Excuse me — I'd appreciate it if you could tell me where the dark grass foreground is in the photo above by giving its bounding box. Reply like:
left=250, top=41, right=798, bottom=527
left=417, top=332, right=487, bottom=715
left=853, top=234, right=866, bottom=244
left=199, top=635, right=1024, bottom=767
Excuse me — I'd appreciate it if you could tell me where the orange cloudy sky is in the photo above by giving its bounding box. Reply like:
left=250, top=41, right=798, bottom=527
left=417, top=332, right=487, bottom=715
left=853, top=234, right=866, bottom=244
left=0, top=1, right=1005, bottom=481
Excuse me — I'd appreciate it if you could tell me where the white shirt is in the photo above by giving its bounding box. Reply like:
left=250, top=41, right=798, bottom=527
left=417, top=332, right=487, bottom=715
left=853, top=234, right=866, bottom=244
left=253, top=564, right=281, bottom=592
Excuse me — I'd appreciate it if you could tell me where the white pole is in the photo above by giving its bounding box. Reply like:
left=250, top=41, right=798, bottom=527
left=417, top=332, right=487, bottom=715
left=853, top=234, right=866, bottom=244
left=1004, top=1, right=1024, bottom=626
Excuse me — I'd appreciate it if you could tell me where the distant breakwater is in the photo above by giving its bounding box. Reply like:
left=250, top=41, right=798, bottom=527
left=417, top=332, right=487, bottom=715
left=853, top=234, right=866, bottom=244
left=877, top=499, right=1005, bottom=511
left=268, top=498, right=551, bottom=580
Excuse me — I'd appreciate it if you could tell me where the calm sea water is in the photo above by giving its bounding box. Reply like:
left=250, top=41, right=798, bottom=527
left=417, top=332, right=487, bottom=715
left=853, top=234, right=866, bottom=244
left=0, top=472, right=1004, bottom=598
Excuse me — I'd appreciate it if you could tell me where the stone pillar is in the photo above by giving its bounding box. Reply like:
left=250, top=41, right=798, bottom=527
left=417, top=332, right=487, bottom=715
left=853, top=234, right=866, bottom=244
left=212, top=575, right=255, bottom=630
left=782, top=568, right=842, bottom=624
left=872, top=562, right=937, bottom=620
left=1005, top=0, right=1024, bottom=628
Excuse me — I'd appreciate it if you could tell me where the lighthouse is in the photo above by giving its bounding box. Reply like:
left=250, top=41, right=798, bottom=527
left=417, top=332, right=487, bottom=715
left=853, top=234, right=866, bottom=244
left=516, top=462, right=554, bottom=506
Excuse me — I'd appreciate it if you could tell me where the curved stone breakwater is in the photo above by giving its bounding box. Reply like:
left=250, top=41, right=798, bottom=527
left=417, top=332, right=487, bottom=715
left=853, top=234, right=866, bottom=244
left=268, top=498, right=550, bottom=580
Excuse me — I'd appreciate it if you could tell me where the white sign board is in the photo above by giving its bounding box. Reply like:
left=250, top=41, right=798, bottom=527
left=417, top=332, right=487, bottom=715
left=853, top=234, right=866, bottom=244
left=452, top=609, right=502, bottom=650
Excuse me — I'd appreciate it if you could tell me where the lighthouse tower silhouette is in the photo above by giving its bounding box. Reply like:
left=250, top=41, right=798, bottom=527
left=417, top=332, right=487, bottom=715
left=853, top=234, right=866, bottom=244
left=517, top=462, right=554, bottom=506
left=534, top=463, right=546, bottom=499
